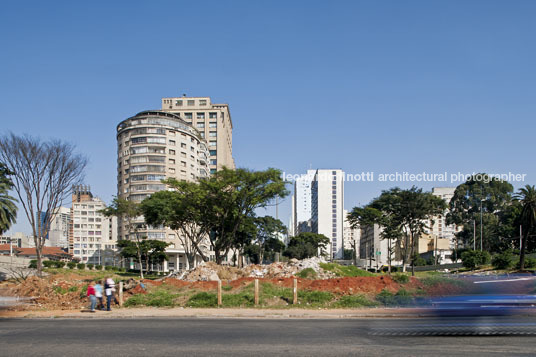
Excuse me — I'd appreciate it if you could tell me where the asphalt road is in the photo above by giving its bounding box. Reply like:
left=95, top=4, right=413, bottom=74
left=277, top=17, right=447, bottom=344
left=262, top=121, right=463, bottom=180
left=1, top=317, right=536, bottom=356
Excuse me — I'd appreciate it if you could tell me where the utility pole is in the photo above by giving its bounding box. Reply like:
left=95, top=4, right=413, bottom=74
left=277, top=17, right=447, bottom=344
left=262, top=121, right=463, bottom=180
left=434, top=234, right=438, bottom=270
left=473, top=220, right=476, bottom=250
left=480, top=198, right=484, bottom=252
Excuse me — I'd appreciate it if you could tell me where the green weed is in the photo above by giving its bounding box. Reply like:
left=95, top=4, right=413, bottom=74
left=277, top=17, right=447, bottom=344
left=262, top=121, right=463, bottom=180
left=334, top=295, right=378, bottom=308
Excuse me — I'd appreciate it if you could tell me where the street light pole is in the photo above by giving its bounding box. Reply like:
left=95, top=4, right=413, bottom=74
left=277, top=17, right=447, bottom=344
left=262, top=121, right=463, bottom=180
left=473, top=220, right=476, bottom=250
left=480, top=198, right=484, bottom=252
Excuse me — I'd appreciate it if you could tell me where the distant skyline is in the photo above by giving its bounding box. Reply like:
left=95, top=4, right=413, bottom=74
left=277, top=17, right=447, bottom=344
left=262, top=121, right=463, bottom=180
left=2, top=0, right=535, bottom=234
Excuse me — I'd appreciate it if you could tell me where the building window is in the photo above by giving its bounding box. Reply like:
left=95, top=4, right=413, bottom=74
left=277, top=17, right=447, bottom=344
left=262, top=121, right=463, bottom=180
left=199, top=99, right=207, bottom=106
left=209, top=131, right=217, bottom=137
left=175, top=100, right=183, bottom=106
left=196, top=122, right=205, bottom=128
left=169, top=149, right=175, bottom=155
left=200, top=133, right=205, bottom=138
left=181, top=143, right=186, bottom=148
left=209, top=122, right=217, bottom=128
left=169, top=159, right=175, bottom=164
left=209, top=141, right=216, bottom=147
left=169, top=140, right=175, bottom=146
left=184, top=113, right=193, bottom=119
left=187, top=100, right=195, bottom=106
left=209, top=150, right=216, bottom=156
left=210, top=159, right=217, bottom=165
left=196, top=112, right=205, bottom=119
left=209, top=112, right=217, bottom=119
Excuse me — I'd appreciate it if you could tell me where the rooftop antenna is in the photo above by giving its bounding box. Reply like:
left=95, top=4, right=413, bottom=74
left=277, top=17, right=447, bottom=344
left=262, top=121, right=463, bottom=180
left=182, top=93, right=187, bottom=97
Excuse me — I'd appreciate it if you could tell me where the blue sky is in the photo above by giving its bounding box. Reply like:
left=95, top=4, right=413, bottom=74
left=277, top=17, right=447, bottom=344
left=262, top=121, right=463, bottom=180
left=1, top=0, right=535, bottom=234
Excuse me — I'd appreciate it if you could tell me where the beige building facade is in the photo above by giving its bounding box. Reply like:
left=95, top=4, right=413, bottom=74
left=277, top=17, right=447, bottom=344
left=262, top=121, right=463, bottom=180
left=70, top=185, right=118, bottom=265
left=161, top=96, right=235, bottom=173
left=116, top=110, right=213, bottom=272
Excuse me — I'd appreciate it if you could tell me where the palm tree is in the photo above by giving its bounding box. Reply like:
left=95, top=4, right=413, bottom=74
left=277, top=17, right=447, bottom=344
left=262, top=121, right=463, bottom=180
left=515, top=185, right=536, bottom=270
left=0, top=181, right=17, bottom=235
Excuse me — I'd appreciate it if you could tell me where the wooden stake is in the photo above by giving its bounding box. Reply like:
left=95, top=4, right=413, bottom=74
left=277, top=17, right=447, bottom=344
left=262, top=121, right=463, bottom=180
left=254, top=279, right=259, bottom=305
left=217, top=280, right=222, bottom=307
left=119, top=281, right=123, bottom=307
left=293, top=278, right=298, bottom=305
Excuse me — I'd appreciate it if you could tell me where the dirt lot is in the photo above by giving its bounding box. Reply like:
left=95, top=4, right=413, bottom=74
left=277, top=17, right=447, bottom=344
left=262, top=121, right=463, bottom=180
left=0, top=272, right=455, bottom=311
left=3, top=263, right=533, bottom=311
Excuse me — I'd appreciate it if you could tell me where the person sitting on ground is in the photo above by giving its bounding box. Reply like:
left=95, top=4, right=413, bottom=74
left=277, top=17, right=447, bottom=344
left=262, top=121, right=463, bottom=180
left=86, top=281, right=96, bottom=312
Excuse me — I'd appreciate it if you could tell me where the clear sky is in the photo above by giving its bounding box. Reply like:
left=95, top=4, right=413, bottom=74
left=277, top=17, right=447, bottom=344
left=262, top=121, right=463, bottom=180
left=1, top=0, right=535, bottom=234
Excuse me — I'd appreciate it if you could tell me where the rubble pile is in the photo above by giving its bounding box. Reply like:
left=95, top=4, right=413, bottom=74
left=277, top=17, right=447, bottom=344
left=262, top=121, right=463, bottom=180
left=7, top=276, right=86, bottom=310
left=177, top=257, right=335, bottom=282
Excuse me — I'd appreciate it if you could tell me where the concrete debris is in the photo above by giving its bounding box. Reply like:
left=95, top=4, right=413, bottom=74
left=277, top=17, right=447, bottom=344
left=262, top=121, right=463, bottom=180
left=178, top=257, right=335, bottom=282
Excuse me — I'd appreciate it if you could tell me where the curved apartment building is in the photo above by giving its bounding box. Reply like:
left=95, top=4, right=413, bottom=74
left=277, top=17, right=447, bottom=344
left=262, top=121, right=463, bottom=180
left=116, top=111, right=210, bottom=270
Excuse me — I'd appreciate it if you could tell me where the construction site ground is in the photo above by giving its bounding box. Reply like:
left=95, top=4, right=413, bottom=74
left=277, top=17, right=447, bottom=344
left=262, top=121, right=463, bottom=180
left=2, top=259, right=535, bottom=315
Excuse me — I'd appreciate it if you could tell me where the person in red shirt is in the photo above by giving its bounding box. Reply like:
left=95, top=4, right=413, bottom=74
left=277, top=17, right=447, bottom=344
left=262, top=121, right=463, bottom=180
left=87, top=281, right=97, bottom=312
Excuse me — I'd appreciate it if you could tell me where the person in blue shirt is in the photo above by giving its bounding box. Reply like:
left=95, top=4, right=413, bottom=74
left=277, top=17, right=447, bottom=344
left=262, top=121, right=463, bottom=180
left=94, top=280, right=104, bottom=310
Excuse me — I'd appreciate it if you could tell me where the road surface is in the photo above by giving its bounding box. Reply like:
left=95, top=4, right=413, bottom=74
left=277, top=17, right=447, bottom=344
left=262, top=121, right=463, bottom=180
left=1, top=317, right=536, bottom=356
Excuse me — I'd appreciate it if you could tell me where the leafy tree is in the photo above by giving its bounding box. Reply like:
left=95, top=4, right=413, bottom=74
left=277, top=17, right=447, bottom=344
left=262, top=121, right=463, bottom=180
left=0, top=163, right=17, bottom=235
left=447, top=174, right=514, bottom=252
left=343, top=249, right=354, bottom=260
left=284, top=232, right=329, bottom=259
left=200, top=167, right=289, bottom=264
left=515, top=185, right=536, bottom=270
left=231, top=216, right=258, bottom=267
left=461, top=250, right=491, bottom=270
left=491, top=251, right=514, bottom=270
left=351, top=187, right=446, bottom=275
left=142, top=239, right=170, bottom=271
left=0, top=134, right=87, bottom=276
left=100, top=197, right=146, bottom=278
left=349, top=205, right=396, bottom=272
left=243, top=243, right=261, bottom=264
left=263, top=237, right=285, bottom=262
left=141, top=179, right=212, bottom=269
left=253, top=216, right=286, bottom=264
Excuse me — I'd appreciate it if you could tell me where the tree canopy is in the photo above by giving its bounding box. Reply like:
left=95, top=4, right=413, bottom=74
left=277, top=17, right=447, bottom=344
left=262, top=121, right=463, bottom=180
left=350, top=186, right=447, bottom=273
left=447, top=173, right=515, bottom=252
left=283, top=232, right=329, bottom=260
left=0, top=163, right=17, bottom=235
left=515, top=185, right=536, bottom=270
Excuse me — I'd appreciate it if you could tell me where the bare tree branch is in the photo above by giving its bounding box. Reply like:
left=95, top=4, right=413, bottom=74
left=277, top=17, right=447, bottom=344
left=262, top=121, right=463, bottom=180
left=0, top=133, right=87, bottom=276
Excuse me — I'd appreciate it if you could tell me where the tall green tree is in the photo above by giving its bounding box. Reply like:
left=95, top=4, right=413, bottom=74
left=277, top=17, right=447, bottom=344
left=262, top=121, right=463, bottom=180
left=351, top=187, right=446, bottom=275
left=515, top=185, right=536, bottom=270
left=141, top=179, right=212, bottom=269
left=201, top=167, right=289, bottom=264
left=100, top=197, right=146, bottom=278
left=447, top=174, right=514, bottom=252
left=142, top=240, right=170, bottom=271
left=0, top=163, right=17, bottom=235
left=284, top=232, right=329, bottom=260
left=253, top=216, right=286, bottom=264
